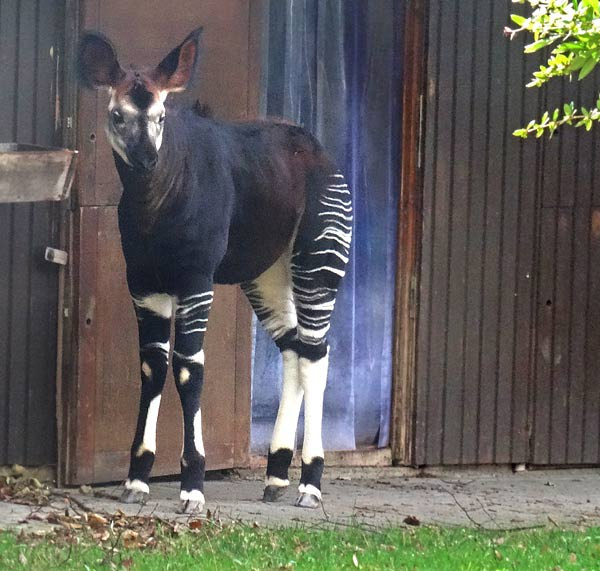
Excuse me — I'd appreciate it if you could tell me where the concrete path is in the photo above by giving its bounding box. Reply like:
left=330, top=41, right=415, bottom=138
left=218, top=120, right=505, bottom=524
left=2, top=467, right=600, bottom=531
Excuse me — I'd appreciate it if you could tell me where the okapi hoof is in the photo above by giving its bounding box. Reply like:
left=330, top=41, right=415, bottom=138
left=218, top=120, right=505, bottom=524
left=178, top=490, right=205, bottom=514
left=263, top=485, right=288, bottom=503
left=120, top=488, right=148, bottom=505
left=294, top=492, right=321, bottom=509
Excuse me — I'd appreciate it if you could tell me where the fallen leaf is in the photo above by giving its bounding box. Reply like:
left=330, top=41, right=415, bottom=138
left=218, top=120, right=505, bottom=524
left=403, top=515, right=421, bottom=526
left=122, top=558, right=133, bottom=568
left=88, top=513, right=108, bottom=529
left=189, top=519, right=203, bottom=530
left=18, top=552, right=27, bottom=565
left=352, top=553, right=359, bottom=568
left=494, top=550, right=502, bottom=561
left=569, top=553, right=577, bottom=563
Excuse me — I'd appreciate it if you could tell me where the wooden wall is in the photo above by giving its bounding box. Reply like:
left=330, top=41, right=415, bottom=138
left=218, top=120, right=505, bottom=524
left=0, top=0, right=64, bottom=466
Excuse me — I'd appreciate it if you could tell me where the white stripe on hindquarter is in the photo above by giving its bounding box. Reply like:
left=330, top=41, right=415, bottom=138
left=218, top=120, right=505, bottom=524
left=132, top=293, right=173, bottom=319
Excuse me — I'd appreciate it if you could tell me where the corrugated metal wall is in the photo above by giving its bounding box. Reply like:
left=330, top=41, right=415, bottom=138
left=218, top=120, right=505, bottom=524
left=0, top=0, right=63, bottom=465
left=415, top=0, right=600, bottom=466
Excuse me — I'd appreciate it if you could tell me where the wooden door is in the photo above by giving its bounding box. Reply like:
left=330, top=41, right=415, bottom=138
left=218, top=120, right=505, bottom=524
left=62, top=0, right=260, bottom=484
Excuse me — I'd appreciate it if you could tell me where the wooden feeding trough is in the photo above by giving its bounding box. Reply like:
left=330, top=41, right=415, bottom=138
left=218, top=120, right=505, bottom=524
left=0, top=143, right=78, bottom=203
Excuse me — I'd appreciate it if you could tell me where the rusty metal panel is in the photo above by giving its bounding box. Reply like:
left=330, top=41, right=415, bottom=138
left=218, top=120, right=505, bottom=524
left=0, top=0, right=63, bottom=465
left=415, top=0, right=540, bottom=465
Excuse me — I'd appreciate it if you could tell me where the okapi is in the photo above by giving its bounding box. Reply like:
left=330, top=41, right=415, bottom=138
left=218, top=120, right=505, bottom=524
left=77, top=28, right=352, bottom=513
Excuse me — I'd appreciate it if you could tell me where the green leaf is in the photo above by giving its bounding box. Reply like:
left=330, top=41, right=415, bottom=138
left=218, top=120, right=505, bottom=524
left=524, top=39, right=552, bottom=53
left=567, top=55, right=588, bottom=72
left=510, top=14, right=527, bottom=26
left=579, top=58, right=598, bottom=79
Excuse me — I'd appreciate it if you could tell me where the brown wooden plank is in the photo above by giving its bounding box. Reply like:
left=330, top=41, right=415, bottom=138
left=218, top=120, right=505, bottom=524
left=477, top=1, right=509, bottom=465
left=392, top=0, right=425, bottom=465
left=69, top=206, right=100, bottom=483
left=441, top=0, right=474, bottom=465
left=460, top=0, right=493, bottom=466
left=532, top=208, right=557, bottom=464
left=567, top=207, right=589, bottom=463
left=0, top=0, right=18, bottom=141
left=548, top=209, right=573, bottom=464
left=414, top=0, right=440, bottom=466
left=424, top=0, right=456, bottom=466
left=495, top=11, right=526, bottom=464
left=511, top=44, right=543, bottom=465
left=583, top=208, right=600, bottom=462
left=0, top=204, right=10, bottom=462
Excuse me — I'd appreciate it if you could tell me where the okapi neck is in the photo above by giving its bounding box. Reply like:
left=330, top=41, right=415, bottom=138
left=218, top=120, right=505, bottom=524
left=114, top=147, right=183, bottom=232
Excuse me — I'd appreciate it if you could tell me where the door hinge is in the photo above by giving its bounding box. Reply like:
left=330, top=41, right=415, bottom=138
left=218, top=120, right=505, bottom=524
left=45, top=247, right=68, bottom=266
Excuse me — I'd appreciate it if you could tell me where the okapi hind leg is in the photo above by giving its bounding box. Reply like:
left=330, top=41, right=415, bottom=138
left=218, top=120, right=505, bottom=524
left=241, top=253, right=301, bottom=502
left=173, top=288, right=214, bottom=513
left=122, top=293, right=172, bottom=504
left=291, top=170, right=352, bottom=508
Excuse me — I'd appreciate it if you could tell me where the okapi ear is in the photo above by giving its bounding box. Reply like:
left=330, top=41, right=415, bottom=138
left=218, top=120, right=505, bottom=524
left=77, top=32, right=124, bottom=89
left=153, top=28, right=203, bottom=93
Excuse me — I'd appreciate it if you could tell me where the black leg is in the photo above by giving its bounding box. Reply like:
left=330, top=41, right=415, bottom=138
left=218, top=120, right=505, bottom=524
left=173, top=286, right=213, bottom=513
left=122, top=293, right=172, bottom=504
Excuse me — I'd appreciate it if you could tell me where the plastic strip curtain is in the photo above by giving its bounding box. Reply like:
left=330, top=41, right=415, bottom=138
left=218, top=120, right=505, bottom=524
left=251, top=0, right=404, bottom=453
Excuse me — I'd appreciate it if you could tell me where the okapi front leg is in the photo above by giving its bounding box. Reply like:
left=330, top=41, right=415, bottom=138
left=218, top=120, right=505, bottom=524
left=173, top=289, right=213, bottom=513
left=122, top=293, right=172, bottom=504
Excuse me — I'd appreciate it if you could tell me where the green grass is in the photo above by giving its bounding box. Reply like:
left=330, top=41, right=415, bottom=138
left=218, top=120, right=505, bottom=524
left=2, top=524, right=600, bottom=570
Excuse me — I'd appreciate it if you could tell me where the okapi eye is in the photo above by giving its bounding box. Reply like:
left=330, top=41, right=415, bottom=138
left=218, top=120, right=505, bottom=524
left=112, top=110, right=125, bottom=125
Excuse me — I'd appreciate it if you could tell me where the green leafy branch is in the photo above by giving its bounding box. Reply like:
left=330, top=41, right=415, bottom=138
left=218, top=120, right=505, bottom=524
left=507, top=0, right=600, bottom=137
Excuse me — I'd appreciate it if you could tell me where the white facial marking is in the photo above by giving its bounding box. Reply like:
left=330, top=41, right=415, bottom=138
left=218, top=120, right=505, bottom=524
left=179, top=367, right=190, bottom=384
left=136, top=394, right=161, bottom=456
left=132, top=293, right=173, bottom=319
left=125, top=479, right=149, bottom=494
left=141, top=361, right=152, bottom=379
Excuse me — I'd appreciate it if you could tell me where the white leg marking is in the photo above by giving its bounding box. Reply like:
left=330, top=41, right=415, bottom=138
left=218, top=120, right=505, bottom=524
left=265, top=475, right=289, bottom=487
left=244, top=253, right=297, bottom=339
left=270, top=350, right=303, bottom=452
left=180, top=489, right=205, bottom=504
left=179, top=367, right=190, bottom=384
left=136, top=394, right=161, bottom=456
left=133, top=293, right=173, bottom=319
left=125, top=479, right=149, bottom=494
left=193, top=408, right=205, bottom=456
left=173, top=349, right=205, bottom=364
left=298, top=484, right=322, bottom=500
left=141, top=361, right=152, bottom=379
left=299, top=352, right=329, bottom=463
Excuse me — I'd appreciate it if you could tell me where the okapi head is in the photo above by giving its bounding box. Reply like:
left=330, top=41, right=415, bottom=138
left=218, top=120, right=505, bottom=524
left=77, top=28, right=202, bottom=172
